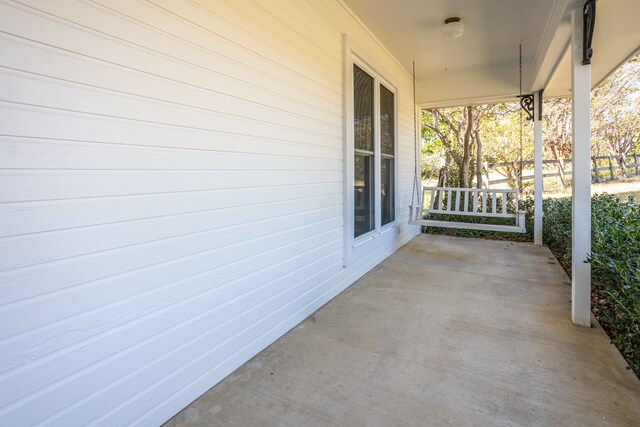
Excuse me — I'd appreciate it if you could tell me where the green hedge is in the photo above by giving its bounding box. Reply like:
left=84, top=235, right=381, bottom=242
left=544, top=194, right=639, bottom=375
left=589, top=195, right=640, bottom=375
left=541, top=197, right=572, bottom=272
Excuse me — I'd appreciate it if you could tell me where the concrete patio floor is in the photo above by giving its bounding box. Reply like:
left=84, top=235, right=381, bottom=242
left=165, top=234, right=640, bottom=427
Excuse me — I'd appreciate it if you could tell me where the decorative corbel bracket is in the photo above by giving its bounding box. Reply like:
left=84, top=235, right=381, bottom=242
left=582, top=0, right=596, bottom=65
left=518, top=94, right=535, bottom=121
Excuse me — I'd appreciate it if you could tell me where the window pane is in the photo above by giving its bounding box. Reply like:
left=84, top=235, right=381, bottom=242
left=381, top=157, right=395, bottom=225
left=380, top=84, right=395, bottom=155
left=353, top=65, right=374, bottom=152
left=355, top=154, right=374, bottom=237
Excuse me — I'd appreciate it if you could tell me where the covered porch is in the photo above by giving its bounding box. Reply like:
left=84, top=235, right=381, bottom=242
left=166, top=235, right=640, bottom=426
left=345, top=0, right=640, bottom=327
left=2, top=1, right=640, bottom=424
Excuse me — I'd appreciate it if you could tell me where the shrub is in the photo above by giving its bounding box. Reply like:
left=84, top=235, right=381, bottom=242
left=541, top=197, right=572, bottom=272
left=529, top=194, right=639, bottom=376
left=589, top=194, right=640, bottom=375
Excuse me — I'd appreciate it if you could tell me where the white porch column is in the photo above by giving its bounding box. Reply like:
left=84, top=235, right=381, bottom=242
left=533, top=90, right=543, bottom=246
left=571, top=7, right=592, bottom=327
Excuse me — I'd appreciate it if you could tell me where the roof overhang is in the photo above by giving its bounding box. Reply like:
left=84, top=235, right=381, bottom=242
left=341, top=0, right=640, bottom=107
left=543, top=0, right=640, bottom=97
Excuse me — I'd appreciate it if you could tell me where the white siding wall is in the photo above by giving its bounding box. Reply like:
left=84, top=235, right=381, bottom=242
left=0, top=0, right=419, bottom=425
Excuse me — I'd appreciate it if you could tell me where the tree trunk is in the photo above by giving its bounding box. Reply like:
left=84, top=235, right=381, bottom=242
left=475, top=130, right=483, bottom=188
left=618, top=154, right=628, bottom=178
left=546, top=143, right=566, bottom=188
left=461, top=106, right=474, bottom=188
left=434, top=152, right=451, bottom=208
left=437, top=151, right=450, bottom=188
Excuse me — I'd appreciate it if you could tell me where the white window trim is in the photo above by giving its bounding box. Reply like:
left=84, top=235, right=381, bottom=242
left=343, top=34, right=399, bottom=267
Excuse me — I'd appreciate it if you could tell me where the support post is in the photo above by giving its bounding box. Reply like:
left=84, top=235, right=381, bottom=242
left=571, top=7, right=592, bottom=327
left=608, top=156, right=615, bottom=180
left=533, top=90, right=543, bottom=246
left=558, top=157, right=567, bottom=188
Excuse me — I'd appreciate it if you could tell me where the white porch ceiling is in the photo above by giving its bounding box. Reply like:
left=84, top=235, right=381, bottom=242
left=342, top=0, right=640, bottom=107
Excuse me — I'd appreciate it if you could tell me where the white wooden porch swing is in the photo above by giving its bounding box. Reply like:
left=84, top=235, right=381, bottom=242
left=408, top=54, right=527, bottom=234
left=409, top=186, right=526, bottom=233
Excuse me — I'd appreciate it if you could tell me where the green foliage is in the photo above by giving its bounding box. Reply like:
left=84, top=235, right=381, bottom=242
left=421, top=112, right=443, bottom=156
left=589, top=194, right=640, bottom=374
left=537, top=194, right=640, bottom=376
left=541, top=197, right=572, bottom=272
left=481, top=102, right=533, bottom=164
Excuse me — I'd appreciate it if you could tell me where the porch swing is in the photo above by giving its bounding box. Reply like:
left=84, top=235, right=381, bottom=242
left=408, top=47, right=527, bottom=233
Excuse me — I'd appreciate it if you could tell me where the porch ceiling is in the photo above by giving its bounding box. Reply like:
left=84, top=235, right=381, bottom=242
left=342, top=0, right=640, bottom=107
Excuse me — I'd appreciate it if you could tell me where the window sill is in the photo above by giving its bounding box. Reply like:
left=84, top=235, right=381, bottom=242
left=352, top=222, right=397, bottom=249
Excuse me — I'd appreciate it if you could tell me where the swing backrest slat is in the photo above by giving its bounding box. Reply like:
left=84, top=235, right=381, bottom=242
left=420, top=187, right=519, bottom=219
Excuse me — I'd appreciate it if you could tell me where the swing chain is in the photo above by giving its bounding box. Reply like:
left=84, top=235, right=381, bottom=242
left=518, top=43, right=524, bottom=191
left=411, top=60, right=420, bottom=207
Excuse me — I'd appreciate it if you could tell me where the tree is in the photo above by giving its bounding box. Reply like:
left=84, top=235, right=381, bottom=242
left=540, top=54, right=640, bottom=181
left=542, top=97, right=572, bottom=187
left=479, top=102, right=533, bottom=190
left=592, top=55, right=640, bottom=175
left=419, top=53, right=640, bottom=192
left=422, top=105, right=493, bottom=188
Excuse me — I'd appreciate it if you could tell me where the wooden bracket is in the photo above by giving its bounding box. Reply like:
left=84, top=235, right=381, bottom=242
left=519, top=94, right=535, bottom=121
left=582, top=0, right=596, bottom=65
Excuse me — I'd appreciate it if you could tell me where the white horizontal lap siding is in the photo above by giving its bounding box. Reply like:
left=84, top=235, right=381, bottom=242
left=0, top=0, right=418, bottom=425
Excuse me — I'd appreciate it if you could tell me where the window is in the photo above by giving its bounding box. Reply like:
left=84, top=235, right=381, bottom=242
left=380, top=84, right=395, bottom=226
left=342, top=35, right=400, bottom=266
left=353, top=65, right=375, bottom=237
left=352, top=64, right=396, bottom=239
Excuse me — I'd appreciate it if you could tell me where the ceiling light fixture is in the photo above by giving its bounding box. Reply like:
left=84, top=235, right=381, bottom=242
left=442, top=17, right=464, bottom=40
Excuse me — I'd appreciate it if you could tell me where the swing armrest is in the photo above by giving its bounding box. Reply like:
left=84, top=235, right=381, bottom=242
left=409, top=204, right=424, bottom=224
left=516, top=210, right=526, bottom=232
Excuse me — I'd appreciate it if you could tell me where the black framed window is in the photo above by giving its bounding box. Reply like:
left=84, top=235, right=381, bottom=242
left=353, top=65, right=375, bottom=237
left=352, top=64, right=396, bottom=238
left=380, top=84, right=395, bottom=225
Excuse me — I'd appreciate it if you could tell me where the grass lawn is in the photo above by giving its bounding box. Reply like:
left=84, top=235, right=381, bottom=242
left=545, top=175, right=640, bottom=201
